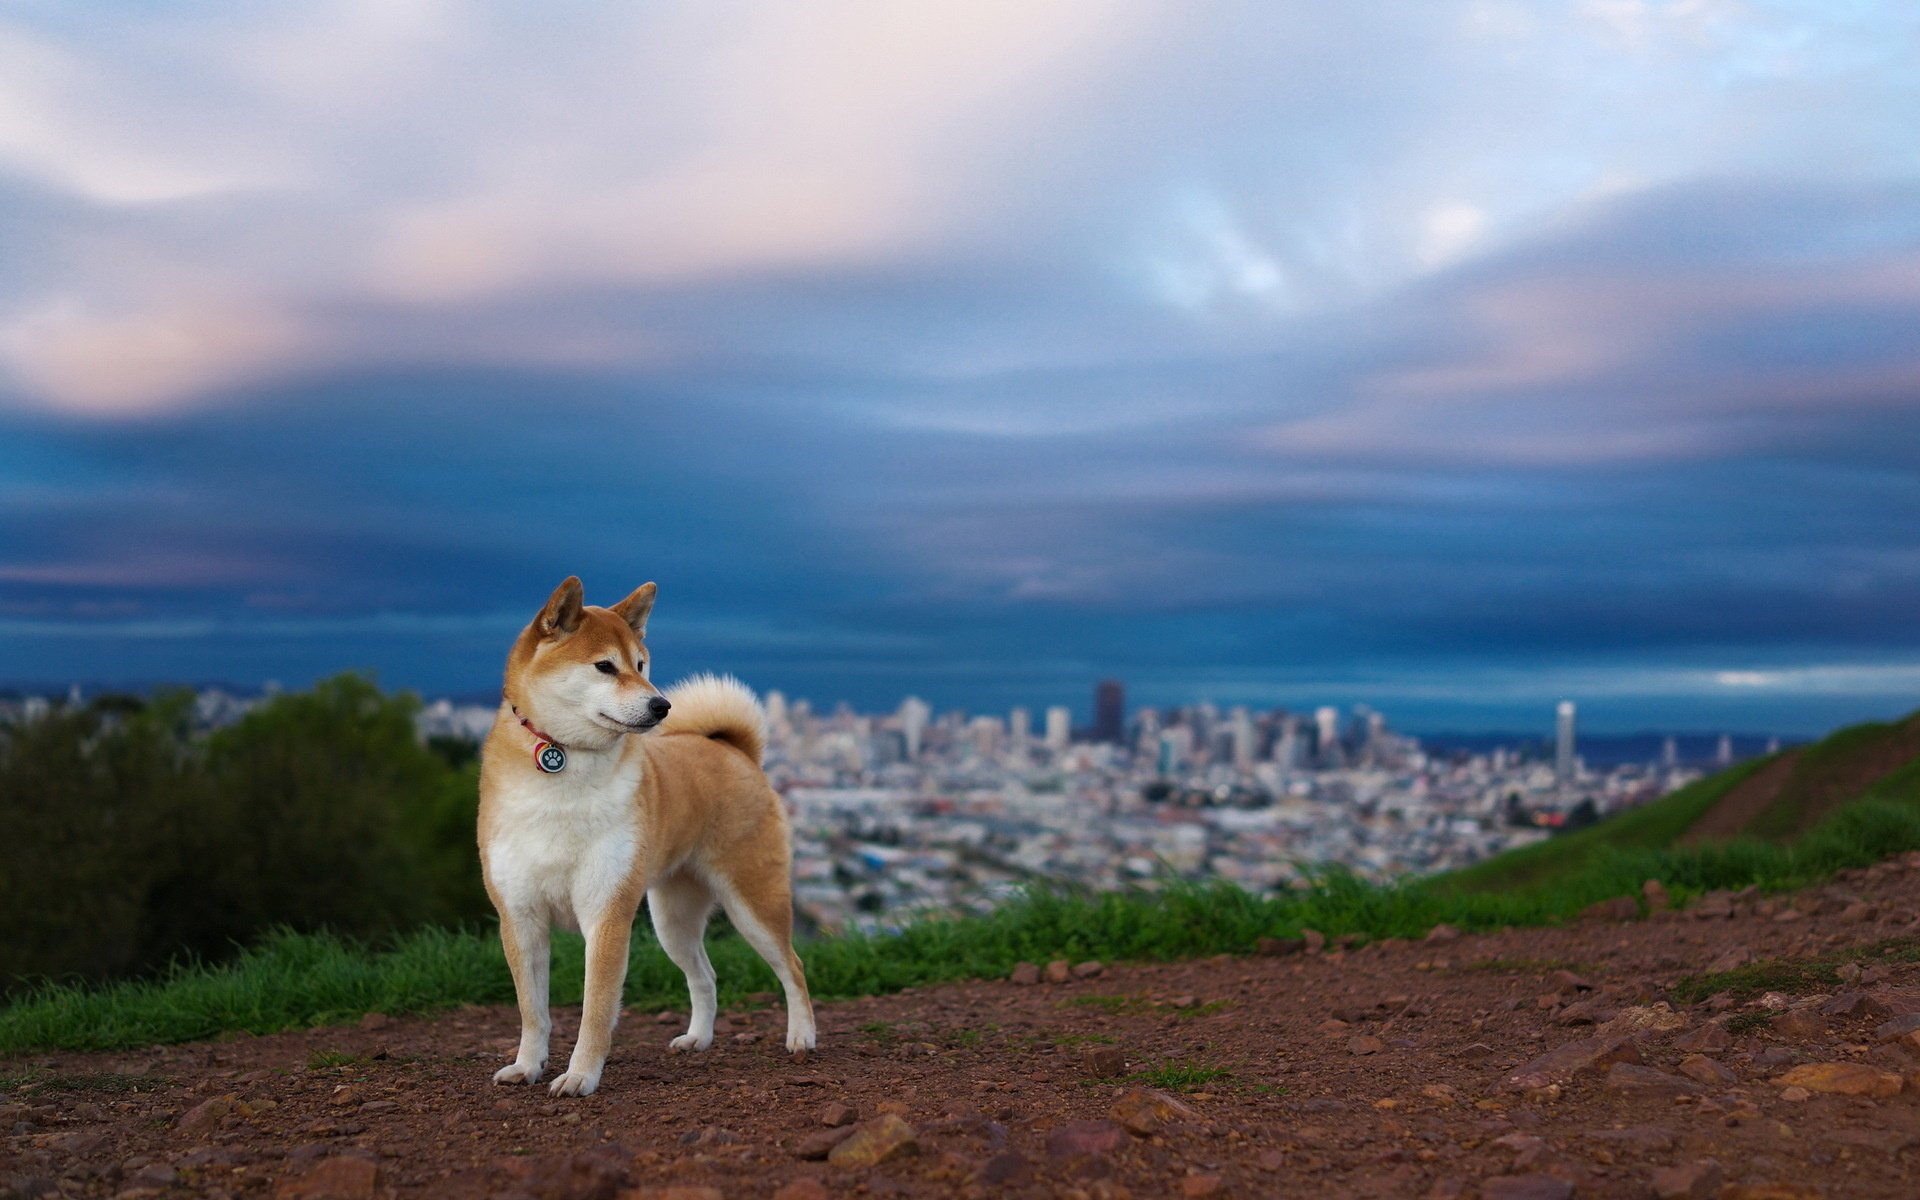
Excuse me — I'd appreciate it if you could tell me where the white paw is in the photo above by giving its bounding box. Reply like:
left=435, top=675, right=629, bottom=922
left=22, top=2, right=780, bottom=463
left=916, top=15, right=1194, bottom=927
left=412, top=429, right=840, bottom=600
left=548, top=1069, right=600, bottom=1097
left=786, top=1026, right=817, bottom=1053
left=668, top=1032, right=713, bottom=1053
left=493, top=1059, right=545, bottom=1085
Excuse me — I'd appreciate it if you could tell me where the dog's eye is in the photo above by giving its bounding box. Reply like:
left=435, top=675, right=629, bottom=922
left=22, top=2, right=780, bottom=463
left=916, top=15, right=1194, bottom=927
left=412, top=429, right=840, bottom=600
left=594, top=660, right=618, bottom=675
left=636, top=659, right=646, bottom=675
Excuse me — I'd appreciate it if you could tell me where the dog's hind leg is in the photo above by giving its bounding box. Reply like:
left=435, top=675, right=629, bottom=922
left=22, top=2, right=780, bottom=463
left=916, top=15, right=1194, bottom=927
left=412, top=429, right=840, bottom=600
left=649, top=872, right=719, bottom=1053
left=714, top=871, right=815, bottom=1057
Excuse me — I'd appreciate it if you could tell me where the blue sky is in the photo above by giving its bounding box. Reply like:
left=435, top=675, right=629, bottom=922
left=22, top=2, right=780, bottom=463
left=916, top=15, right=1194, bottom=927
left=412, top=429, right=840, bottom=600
left=3, top=1, right=1920, bottom=733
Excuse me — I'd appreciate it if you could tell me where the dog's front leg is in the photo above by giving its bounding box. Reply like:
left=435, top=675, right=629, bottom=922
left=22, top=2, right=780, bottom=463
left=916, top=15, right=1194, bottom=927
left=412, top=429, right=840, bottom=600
left=549, top=903, right=638, bottom=1097
left=492, top=909, right=551, bottom=1085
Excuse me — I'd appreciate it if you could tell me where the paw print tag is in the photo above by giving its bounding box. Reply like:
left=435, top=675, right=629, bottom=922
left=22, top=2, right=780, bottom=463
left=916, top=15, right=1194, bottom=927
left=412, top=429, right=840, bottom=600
left=534, top=742, right=567, bottom=773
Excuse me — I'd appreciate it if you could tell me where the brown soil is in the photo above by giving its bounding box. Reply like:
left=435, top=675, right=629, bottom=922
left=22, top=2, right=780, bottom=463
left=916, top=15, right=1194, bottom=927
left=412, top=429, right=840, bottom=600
left=13, top=862, right=1920, bottom=1200
left=1684, top=716, right=1920, bottom=845
left=1680, top=751, right=1801, bottom=844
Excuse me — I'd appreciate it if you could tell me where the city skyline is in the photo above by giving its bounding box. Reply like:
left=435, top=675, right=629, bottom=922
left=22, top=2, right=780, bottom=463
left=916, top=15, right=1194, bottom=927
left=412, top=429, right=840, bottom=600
left=4, top=5, right=1920, bottom=733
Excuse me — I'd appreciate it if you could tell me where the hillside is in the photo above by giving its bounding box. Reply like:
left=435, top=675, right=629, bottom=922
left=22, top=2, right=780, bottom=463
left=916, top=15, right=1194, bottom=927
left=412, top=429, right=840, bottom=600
left=1445, top=710, right=1920, bottom=895
left=10, top=856, right=1920, bottom=1199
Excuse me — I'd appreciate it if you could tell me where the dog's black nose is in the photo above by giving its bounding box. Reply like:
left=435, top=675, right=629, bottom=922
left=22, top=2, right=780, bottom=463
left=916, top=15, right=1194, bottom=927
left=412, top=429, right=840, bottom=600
left=647, top=696, right=671, bottom=719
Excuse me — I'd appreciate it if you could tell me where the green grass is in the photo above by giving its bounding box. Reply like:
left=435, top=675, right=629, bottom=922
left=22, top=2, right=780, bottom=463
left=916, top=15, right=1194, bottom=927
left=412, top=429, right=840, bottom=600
left=1725, top=1011, right=1774, bottom=1034
left=1670, top=934, right=1920, bottom=1004
left=9, top=727, right=1920, bottom=1057
left=305, top=1049, right=362, bottom=1070
left=1442, top=757, right=1774, bottom=893
left=1130, top=1060, right=1231, bottom=1090
left=1746, top=717, right=1919, bottom=840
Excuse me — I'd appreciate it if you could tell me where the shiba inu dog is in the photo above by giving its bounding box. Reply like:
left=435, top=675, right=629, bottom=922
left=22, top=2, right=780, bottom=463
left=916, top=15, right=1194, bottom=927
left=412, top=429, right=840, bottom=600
left=477, top=577, right=815, bottom=1096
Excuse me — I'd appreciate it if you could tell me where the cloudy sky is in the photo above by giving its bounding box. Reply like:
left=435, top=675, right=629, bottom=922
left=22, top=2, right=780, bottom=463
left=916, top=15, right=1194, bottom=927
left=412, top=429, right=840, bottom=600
left=3, top=0, right=1919, bottom=732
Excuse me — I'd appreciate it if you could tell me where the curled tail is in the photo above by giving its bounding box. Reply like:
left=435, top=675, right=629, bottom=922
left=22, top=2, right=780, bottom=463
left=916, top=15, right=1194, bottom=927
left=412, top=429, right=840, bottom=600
left=661, top=673, right=768, bottom=764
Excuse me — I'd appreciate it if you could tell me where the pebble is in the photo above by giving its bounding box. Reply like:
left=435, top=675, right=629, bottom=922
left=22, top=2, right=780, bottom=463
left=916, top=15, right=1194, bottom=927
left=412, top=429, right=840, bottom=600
left=174, top=1096, right=237, bottom=1138
left=1677, top=1054, right=1736, bottom=1086
left=771, top=1183, right=829, bottom=1200
left=1109, top=1087, right=1197, bottom=1135
left=1504, top=1034, right=1640, bottom=1091
left=1044, top=960, right=1072, bottom=985
left=1675, top=1023, right=1731, bottom=1054
left=1082, top=1045, right=1126, bottom=1077
left=1604, top=1063, right=1703, bottom=1096
left=827, top=1114, right=919, bottom=1167
left=1072, top=960, right=1106, bottom=979
left=1044, top=1119, right=1130, bottom=1159
left=1650, top=1159, right=1723, bottom=1200
left=1773, top=1062, right=1903, bottom=1097
left=1480, top=1173, right=1573, bottom=1200
left=818, top=1102, right=857, bottom=1128
left=1009, top=962, right=1040, bottom=986
left=1180, top=1175, right=1224, bottom=1197
left=1349, top=1035, right=1385, bottom=1056
left=273, top=1156, right=379, bottom=1200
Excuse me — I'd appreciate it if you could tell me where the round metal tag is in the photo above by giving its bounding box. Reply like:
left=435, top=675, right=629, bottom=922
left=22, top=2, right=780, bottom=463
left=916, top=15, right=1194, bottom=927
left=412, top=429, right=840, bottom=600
left=535, top=743, right=567, bottom=773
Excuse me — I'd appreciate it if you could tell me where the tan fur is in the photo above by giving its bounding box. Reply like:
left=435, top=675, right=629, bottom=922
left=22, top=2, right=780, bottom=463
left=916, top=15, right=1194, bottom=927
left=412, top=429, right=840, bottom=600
left=477, top=578, right=814, bottom=1097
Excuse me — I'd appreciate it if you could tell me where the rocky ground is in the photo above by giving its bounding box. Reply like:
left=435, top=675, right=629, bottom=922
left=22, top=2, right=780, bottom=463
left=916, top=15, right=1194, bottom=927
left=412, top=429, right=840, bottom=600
left=12, top=858, right=1920, bottom=1200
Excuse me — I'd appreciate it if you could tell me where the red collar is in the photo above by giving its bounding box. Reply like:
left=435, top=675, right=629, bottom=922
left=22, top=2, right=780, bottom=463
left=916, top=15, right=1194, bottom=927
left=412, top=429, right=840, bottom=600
left=511, top=703, right=561, bottom=748
left=510, top=702, right=568, bottom=773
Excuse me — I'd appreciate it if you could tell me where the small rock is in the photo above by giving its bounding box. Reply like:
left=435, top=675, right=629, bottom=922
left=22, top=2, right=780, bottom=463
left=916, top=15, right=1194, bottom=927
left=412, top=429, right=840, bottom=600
left=1426, top=923, right=1460, bottom=942
left=1819, top=990, right=1870, bottom=1018
left=1643, top=880, right=1671, bottom=912
left=1674, top=1023, right=1730, bottom=1053
left=1044, top=960, right=1072, bottom=985
left=1706, top=948, right=1750, bottom=974
left=1874, top=1012, right=1920, bottom=1042
left=1677, top=1055, right=1735, bottom=1086
left=1009, top=962, right=1040, bottom=986
left=274, top=1156, right=379, bottom=1200
left=357, top=1013, right=389, bottom=1032
left=1604, top=1063, right=1703, bottom=1095
left=1650, top=1159, right=1723, bottom=1200
left=1108, top=1088, right=1197, bottom=1135
left=1072, top=960, right=1105, bottom=979
left=1301, top=928, right=1326, bottom=954
left=1504, top=1034, right=1641, bottom=1091
left=973, top=1152, right=1032, bottom=1186
left=1773, top=1062, right=1903, bottom=1097
left=622, top=1189, right=724, bottom=1200
left=1180, top=1176, right=1224, bottom=1197
left=1771, top=1008, right=1825, bottom=1040
left=1779, top=1086, right=1810, bottom=1102
left=1480, top=1174, right=1572, bottom=1200
left=818, top=1102, right=857, bottom=1128
left=1081, top=1045, right=1126, bottom=1077
left=1549, top=970, right=1593, bottom=993
left=1773, top=908, right=1806, bottom=923
left=1555, top=1000, right=1613, bottom=1026
left=1044, top=1119, right=1130, bottom=1159
left=771, top=1181, right=831, bottom=1200
left=1582, top=896, right=1638, bottom=922
left=793, top=1127, right=856, bottom=1160
left=175, top=1096, right=237, bottom=1138
left=1255, top=936, right=1305, bottom=957
left=828, top=1114, right=919, bottom=1167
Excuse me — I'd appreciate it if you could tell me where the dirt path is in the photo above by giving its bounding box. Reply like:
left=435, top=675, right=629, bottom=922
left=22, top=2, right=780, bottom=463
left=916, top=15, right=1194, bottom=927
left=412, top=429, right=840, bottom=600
left=1677, top=751, right=1800, bottom=844
left=12, top=860, right=1920, bottom=1200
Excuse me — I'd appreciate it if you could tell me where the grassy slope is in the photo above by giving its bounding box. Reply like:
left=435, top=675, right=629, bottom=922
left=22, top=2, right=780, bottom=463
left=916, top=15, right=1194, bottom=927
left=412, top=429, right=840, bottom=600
left=1744, top=716, right=1920, bottom=841
left=1441, top=757, right=1772, bottom=893
left=11, top=719, right=1920, bottom=1056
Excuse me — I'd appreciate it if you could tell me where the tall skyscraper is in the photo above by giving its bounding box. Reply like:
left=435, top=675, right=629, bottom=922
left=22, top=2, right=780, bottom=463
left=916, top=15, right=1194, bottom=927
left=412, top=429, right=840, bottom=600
left=898, top=696, right=930, bottom=761
left=1314, top=706, right=1341, bottom=767
left=1555, top=700, right=1577, bottom=783
left=1230, top=706, right=1255, bottom=772
left=1092, top=679, right=1126, bottom=744
left=1661, top=735, right=1679, bottom=771
left=1008, top=706, right=1031, bottom=756
left=1044, top=705, right=1072, bottom=752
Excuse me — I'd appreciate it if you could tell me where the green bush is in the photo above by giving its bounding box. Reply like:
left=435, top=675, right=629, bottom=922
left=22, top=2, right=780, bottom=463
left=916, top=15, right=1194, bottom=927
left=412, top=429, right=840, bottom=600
left=0, top=676, right=488, bottom=992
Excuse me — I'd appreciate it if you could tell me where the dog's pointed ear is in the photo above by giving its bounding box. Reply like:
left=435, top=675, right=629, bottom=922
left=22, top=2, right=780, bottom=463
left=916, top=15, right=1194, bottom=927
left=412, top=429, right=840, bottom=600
left=536, top=576, right=585, bottom=639
left=612, top=582, right=657, bottom=637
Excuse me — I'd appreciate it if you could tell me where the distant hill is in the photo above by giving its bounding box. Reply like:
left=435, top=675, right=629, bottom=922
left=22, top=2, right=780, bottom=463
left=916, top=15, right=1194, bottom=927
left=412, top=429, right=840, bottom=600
left=1445, top=710, right=1920, bottom=893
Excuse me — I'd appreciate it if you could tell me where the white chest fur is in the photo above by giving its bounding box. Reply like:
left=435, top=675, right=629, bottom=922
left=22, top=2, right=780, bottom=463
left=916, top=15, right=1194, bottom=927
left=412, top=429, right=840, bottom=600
left=485, top=753, right=643, bottom=933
